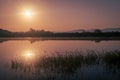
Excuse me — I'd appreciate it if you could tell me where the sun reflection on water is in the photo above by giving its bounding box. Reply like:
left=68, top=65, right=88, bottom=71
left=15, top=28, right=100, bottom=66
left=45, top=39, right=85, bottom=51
left=22, top=50, right=36, bottom=61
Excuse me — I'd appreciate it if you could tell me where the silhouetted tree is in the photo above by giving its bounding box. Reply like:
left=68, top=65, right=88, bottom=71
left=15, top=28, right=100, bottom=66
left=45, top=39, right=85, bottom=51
left=94, top=29, right=102, bottom=33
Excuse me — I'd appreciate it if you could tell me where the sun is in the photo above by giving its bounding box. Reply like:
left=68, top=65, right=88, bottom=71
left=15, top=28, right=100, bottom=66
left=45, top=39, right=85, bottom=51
left=22, top=10, right=34, bottom=18
left=24, top=11, right=32, bottom=16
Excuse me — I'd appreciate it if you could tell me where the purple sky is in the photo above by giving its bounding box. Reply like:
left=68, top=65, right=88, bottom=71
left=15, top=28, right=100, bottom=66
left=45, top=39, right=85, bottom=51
left=0, top=0, right=120, bottom=31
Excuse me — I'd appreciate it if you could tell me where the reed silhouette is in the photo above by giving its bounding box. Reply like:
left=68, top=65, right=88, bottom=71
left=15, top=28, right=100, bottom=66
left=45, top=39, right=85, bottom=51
left=10, top=50, right=120, bottom=80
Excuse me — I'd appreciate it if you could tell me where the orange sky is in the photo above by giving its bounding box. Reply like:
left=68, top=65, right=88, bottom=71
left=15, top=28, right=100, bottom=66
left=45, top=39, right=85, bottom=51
left=0, top=0, right=120, bottom=32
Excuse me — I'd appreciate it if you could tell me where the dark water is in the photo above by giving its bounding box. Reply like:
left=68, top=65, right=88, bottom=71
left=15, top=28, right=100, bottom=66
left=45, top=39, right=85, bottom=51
left=0, top=38, right=120, bottom=80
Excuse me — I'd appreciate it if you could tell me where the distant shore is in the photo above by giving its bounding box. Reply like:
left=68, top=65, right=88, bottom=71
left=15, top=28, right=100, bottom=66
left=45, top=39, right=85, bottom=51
left=1, top=28, right=120, bottom=38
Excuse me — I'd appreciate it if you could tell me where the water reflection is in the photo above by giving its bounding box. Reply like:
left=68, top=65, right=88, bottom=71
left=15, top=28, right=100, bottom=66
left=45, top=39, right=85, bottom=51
left=11, top=50, right=37, bottom=73
left=22, top=51, right=36, bottom=61
left=0, top=37, right=120, bottom=44
left=10, top=50, right=120, bottom=80
left=0, top=39, right=120, bottom=80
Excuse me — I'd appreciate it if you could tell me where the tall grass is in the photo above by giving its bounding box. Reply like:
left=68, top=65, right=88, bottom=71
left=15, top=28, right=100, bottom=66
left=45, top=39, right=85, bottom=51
left=10, top=50, right=120, bottom=80
left=11, top=50, right=120, bottom=73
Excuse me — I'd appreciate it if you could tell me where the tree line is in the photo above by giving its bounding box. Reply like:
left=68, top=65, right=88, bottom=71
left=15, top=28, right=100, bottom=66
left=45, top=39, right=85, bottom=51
left=0, top=28, right=120, bottom=37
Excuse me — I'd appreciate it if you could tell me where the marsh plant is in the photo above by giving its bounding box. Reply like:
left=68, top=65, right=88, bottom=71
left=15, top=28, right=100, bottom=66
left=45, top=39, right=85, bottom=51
left=11, top=50, right=120, bottom=80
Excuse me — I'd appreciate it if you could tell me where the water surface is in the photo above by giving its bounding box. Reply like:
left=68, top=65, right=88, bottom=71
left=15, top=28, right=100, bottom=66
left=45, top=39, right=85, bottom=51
left=0, top=38, right=120, bottom=80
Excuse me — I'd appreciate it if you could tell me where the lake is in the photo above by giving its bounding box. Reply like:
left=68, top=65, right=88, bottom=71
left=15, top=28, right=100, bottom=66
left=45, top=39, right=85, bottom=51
left=0, top=38, right=120, bottom=80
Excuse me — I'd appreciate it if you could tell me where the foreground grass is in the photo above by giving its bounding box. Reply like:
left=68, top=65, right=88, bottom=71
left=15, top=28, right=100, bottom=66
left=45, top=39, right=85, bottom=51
left=10, top=50, right=120, bottom=80
left=11, top=50, right=120, bottom=73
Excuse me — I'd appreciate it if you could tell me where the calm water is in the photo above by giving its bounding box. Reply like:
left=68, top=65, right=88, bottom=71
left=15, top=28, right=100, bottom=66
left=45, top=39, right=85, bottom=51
left=0, top=38, right=120, bottom=80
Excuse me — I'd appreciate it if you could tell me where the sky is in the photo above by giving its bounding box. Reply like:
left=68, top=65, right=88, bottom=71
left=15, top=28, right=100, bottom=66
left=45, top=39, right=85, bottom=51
left=0, top=0, right=120, bottom=32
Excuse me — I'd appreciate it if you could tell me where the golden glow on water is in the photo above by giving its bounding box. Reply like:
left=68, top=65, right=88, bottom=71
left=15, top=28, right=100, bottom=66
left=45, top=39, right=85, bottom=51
left=22, top=50, right=36, bottom=61
left=24, top=52, right=32, bottom=58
